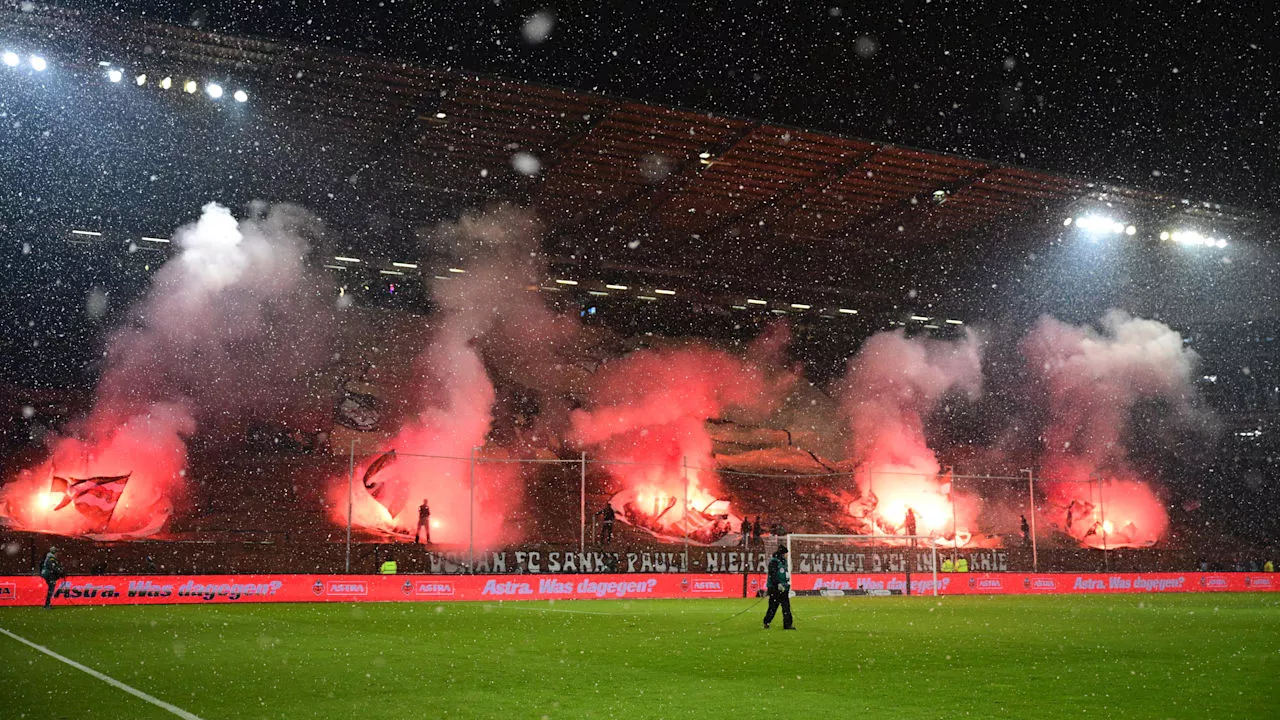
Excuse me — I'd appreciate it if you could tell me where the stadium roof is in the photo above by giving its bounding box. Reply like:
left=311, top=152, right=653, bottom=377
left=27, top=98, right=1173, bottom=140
left=3, top=4, right=1275, bottom=311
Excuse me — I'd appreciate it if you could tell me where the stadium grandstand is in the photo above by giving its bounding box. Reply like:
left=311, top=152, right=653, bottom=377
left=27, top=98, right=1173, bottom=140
left=1, top=3, right=1277, bottom=580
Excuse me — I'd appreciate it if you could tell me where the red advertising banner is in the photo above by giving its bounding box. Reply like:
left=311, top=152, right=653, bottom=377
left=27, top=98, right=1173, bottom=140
left=791, top=571, right=1280, bottom=596
left=0, top=573, right=746, bottom=607
left=0, top=572, right=1274, bottom=607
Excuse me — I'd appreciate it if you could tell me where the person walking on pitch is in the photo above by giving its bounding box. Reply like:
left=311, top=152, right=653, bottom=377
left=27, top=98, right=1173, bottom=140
left=763, top=545, right=794, bottom=630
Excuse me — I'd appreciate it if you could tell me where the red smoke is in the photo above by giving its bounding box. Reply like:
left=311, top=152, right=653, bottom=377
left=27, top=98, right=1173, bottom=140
left=330, top=207, right=550, bottom=548
left=839, top=329, right=984, bottom=544
left=1, top=204, right=334, bottom=538
left=570, top=344, right=777, bottom=541
left=0, top=404, right=192, bottom=538
left=1040, top=458, right=1168, bottom=548
left=1023, top=311, right=1194, bottom=547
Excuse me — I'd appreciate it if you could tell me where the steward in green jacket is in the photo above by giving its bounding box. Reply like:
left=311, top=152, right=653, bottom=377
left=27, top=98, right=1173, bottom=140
left=762, top=545, right=795, bottom=630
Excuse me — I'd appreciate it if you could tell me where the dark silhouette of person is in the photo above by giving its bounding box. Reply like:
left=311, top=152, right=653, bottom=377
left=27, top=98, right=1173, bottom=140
left=762, top=545, right=794, bottom=630
left=752, top=515, right=763, bottom=544
left=415, top=499, right=431, bottom=544
left=1020, top=515, right=1031, bottom=547
left=740, top=518, right=752, bottom=548
left=40, top=546, right=64, bottom=609
left=597, top=503, right=616, bottom=545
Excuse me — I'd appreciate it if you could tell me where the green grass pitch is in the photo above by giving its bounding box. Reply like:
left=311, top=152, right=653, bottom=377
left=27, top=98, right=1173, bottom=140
left=2, top=594, right=1278, bottom=719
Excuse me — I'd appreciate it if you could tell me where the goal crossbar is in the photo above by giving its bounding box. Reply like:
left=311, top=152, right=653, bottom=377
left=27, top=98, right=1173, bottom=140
left=785, top=533, right=940, bottom=597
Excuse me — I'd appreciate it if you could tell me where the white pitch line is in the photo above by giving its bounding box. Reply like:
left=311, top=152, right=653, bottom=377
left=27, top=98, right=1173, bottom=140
left=0, top=625, right=204, bottom=720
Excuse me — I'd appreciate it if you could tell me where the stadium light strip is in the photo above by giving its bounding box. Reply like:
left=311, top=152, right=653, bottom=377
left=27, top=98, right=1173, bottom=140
left=140, top=236, right=169, bottom=243
left=654, top=289, right=676, bottom=295
left=334, top=256, right=361, bottom=263
left=838, top=308, right=858, bottom=314
left=588, top=291, right=609, bottom=296
left=555, top=279, right=579, bottom=285
left=790, top=303, right=811, bottom=310
left=605, top=284, right=629, bottom=290
left=637, top=295, right=657, bottom=301
left=392, top=262, right=417, bottom=269
left=70, top=229, right=102, bottom=237
left=746, top=298, right=768, bottom=305
left=910, top=315, right=931, bottom=322
left=448, top=267, right=466, bottom=274
left=379, top=270, right=404, bottom=276
left=323, top=264, right=348, bottom=270
left=946, top=319, right=964, bottom=325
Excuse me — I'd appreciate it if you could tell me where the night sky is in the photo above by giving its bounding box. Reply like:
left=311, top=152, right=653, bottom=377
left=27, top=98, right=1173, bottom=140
left=63, top=0, right=1280, bottom=211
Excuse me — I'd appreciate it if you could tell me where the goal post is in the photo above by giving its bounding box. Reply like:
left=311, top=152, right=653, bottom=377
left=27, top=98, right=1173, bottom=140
left=784, top=534, right=940, bottom=597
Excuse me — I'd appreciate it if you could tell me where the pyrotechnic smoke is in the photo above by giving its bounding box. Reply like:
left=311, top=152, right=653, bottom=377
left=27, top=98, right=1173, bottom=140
left=1022, top=310, right=1197, bottom=547
left=838, top=328, right=984, bottom=541
left=332, top=206, right=564, bottom=547
left=570, top=343, right=780, bottom=541
left=1, top=203, right=337, bottom=537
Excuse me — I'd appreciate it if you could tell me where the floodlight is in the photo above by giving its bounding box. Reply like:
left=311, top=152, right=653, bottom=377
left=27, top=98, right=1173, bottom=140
left=2, top=51, right=19, bottom=67
left=160, top=76, right=172, bottom=89
left=184, top=79, right=198, bottom=93
left=107, top=68, right=123, bottom=83
left=233, top=89, right=248, bottom=102
left=206, top=82, right=223, bottom=99
left=135, top=74, right=147, bottom=86
left=28, top=55, right=46, bottom=71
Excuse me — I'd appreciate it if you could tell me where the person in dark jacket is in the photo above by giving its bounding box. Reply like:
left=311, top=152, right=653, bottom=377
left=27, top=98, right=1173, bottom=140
left=597, top=503, right=616, bottom=545
left=40, top=547, right=65, bottom=609
left=762, top=545, right=794, bottom=630
left=415, top=499, right=431, bottom=544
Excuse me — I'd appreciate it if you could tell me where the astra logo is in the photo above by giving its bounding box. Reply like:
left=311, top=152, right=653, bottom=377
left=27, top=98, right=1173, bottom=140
left=326, top=582, right=368, bottom=595
left=691, top=579, right=723, bottom=593
left=414, top=582, right=456, bottom=596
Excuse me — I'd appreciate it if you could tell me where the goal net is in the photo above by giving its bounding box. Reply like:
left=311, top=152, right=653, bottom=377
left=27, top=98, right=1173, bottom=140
left=784, top=534, right=940, bottom=597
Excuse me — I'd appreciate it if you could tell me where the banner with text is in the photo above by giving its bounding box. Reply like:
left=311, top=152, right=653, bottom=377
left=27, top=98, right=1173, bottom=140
left=0, top=572, right=1273, bottom=606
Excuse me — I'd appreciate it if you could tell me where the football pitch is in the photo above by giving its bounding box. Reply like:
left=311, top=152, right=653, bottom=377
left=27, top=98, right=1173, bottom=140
left=2, top=594, right=1278, bottom=719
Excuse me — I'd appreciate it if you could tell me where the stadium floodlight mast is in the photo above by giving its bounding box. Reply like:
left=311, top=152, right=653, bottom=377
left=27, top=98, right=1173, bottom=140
left=785, top=534, right=940, bottom=597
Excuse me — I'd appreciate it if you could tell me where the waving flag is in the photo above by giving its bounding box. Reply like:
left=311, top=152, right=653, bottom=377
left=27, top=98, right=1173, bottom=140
left=362, top=450, right=408, bottom=519
left=50, top=474, right=130, bottom=529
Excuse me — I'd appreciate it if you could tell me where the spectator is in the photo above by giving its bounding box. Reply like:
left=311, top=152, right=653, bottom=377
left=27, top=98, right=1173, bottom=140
left=597, top=503, right=616, bottom=545
left=415, top=499, right=431, bottom=545
left=740, top=518, right=751, bottom=548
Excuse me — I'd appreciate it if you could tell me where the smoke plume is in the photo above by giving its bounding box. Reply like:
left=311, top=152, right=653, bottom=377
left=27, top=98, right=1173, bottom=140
left=1, top=203, right=336, bottom=537
left=570, top=343, right=781, bottom=541
left=1022, top=310, right=1199, bottom=547
left=332, top=206, right=571, bottom=547
left=838, top=328, right=985, bottom=540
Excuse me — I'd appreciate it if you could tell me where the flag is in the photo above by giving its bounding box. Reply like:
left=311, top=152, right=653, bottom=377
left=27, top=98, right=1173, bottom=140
left=50, top=474, right=130, bottom=529
left=362, top=450, right=408, bottom=519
